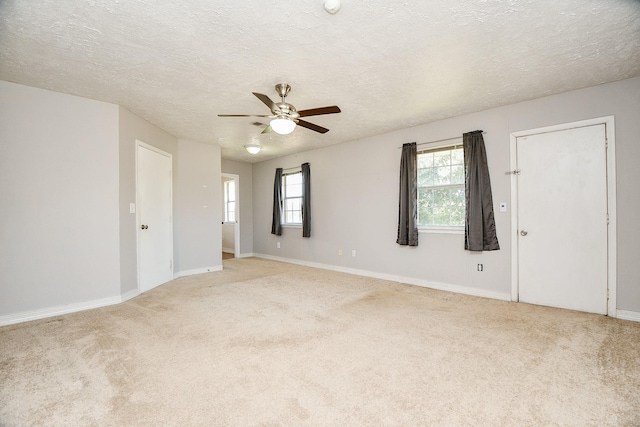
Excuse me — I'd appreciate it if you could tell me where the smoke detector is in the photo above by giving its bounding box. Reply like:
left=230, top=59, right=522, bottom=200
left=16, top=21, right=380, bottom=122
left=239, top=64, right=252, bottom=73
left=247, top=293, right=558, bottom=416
left=324, top=0, right=341, bottom=14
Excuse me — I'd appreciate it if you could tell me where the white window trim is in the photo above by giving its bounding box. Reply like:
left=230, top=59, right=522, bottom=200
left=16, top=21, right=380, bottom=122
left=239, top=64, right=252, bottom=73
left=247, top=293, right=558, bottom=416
left=282, top=168, right=303, bottom=226
left=419, top=226, right=464, bottom=234
left=416, top=142, right=465, bottom=233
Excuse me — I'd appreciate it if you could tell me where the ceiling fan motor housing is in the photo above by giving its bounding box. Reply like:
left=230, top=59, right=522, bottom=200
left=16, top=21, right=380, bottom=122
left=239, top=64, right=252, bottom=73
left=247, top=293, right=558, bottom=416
left=275, top=102, right=299, bottom=119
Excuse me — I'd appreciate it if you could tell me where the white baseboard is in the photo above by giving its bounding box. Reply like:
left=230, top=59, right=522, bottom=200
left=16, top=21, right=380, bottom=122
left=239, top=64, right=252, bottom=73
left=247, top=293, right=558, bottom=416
left=120, top=288, right=140, bottom=303
left=174, top=265, right=223, bottom=279
left=616, top=310, right=640, bottom=323
left=222, top=247, right=234, bottom=254
left=253, top=253, right=511, bottom=302
left=0, top=295, right=123, bottom=327
left=1, top=265, right=222, bottom=326
left=237, top=253, right=255, bottom=259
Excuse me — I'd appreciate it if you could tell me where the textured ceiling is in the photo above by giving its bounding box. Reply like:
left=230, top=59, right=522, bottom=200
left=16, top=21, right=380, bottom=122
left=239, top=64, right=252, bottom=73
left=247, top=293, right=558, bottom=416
left=1, top=0, right=639, bottom=163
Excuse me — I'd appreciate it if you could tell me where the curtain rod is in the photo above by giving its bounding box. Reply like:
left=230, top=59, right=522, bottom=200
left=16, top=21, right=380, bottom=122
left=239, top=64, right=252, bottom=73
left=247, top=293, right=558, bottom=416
left=282, top=165, right=305, bottom=172
left=397, top=131, right=486, bottom=149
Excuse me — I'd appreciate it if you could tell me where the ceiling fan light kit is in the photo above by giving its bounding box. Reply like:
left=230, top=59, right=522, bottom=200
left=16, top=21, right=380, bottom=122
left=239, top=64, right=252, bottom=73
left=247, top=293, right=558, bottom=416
left=244, top=144, right=261, bottom=154
left=270, top=117, right=296, bottom=135
left=218, top=84, right=341, bottom=143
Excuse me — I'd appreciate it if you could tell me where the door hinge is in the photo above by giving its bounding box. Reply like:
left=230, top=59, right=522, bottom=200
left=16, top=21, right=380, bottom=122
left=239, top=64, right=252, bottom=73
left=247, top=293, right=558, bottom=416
left=606, top=213, right=610, bottom=225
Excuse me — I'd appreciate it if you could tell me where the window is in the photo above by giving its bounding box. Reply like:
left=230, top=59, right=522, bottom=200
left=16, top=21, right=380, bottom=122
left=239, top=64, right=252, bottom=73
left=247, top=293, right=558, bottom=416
left=417, top=145, right=465, bottom=229
left=224, top=179, right=236, bottom=222
left=282, top=171, right=303, bottom=225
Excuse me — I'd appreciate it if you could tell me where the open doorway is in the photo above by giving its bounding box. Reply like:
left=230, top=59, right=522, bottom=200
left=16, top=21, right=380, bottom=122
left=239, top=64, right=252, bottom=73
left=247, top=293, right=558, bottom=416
left=221, top=173, right=240, bottom=259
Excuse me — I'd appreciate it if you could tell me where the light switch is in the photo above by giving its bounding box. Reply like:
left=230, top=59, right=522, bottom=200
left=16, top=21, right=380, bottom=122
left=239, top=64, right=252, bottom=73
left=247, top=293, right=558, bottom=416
left=130, top=203, right=136, bottom=214
left=499, top=202, right=507, bottom=212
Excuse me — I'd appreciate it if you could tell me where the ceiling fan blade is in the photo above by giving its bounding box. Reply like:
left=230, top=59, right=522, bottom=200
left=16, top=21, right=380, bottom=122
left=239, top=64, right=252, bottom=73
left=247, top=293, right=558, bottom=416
left=261, top=126, right=273, bottom=134
left=297, top=106, right=341, bottom=117
left=253, top=92, right=279, bottom=113
left=297, top=119, right=329, bottom=134
left=218, top=114, right=271, bottom=117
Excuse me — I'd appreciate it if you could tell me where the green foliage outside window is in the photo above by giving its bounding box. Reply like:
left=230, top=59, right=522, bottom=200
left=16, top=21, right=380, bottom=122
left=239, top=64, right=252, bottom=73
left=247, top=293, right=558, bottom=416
left=417, top=147, right=465, bottom=227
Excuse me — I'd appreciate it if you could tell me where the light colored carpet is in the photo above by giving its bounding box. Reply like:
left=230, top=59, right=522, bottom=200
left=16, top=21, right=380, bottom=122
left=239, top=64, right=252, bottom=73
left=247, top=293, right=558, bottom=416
left=1, top=257, right=639, bottom=426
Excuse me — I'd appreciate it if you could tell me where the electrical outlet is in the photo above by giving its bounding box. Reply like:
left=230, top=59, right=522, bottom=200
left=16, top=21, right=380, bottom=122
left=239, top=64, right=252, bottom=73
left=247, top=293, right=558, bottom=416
left=277, top=242, right=281, bottom=249
left=477, top=264, right=484, bottom=272
left=338, top=249, right=342, bottom=256
left=352, top=250, right=356, bottom=257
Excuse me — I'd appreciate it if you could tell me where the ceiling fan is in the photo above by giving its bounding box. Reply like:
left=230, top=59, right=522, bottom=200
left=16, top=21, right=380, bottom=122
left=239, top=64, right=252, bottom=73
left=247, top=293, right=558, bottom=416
left=218, top=84, right=341, bottom=135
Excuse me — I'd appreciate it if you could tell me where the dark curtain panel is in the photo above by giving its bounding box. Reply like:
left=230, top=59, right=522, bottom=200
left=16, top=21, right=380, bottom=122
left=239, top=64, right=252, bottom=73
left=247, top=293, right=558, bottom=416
left=271, top=168, right=283, bottom=236
left=463, top=131, right=500, bottom=251
left=301, top=163, right=311, bottom=238
left=397, top=142, right=418, bottom=246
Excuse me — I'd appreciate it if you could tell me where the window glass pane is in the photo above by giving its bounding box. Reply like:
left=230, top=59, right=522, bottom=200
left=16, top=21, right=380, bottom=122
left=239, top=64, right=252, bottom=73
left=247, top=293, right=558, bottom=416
left=286, top=173, right=302, bottom=185
left=288, top=184, right=302, bottom=198
left=286, top=198, right=301, bottom=212
left=416, top=146, right=465, bottom=228
left=433, top=187, right=448, bottom=206
left=451, top=186, right=465, bottom=204
left=418, top=189, right=432, bottom=225
left=450, top=205, right=464, bottom=225
left=228, top=201, right=235, bottom=216
left=451, top=148, right=464, bottom=165
left=451, top=164, right=464, bottom=185
left=282, top=171, right=304, bottom=225
left=434, top=151, right=451, bottom=167
left=418, top=167, right=433, bottom=187
left=418, top=152, right=433, bottom=168
left=434, top=166, right=451, bottom=185
left=227, top=181, right=235, bottom=201
left=433, top=205, right=449, bottom=225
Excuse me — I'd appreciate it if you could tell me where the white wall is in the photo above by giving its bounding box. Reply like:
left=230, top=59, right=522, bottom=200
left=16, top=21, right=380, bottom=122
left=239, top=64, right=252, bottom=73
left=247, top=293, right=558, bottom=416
left=221, top=159, right=254, bottom=256
left=175, top=140, right=222, bottom=273
left=0, top=81, right=120, bottom=316
left=252, top=77, right=640, bottom=313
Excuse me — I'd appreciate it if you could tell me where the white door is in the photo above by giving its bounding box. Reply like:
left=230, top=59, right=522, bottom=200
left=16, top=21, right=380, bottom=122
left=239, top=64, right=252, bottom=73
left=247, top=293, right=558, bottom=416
left=137, top=143, right=173, bottom=293
left=515, top=124, right=608, bottom=314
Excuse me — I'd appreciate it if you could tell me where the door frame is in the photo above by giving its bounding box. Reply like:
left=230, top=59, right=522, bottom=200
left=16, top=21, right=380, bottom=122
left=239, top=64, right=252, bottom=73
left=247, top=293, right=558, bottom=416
left=221, top=172, right=240, bottom=258
left=136, top=140, right=174, bottom=291
left=509, top=116, right=617, bottom=316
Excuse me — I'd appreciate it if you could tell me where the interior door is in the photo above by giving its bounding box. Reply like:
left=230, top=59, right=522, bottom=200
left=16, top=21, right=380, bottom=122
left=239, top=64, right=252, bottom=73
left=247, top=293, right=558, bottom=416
left=137, top=143, right=173, bottom=293
left=516, top=124, right=608, bottom=314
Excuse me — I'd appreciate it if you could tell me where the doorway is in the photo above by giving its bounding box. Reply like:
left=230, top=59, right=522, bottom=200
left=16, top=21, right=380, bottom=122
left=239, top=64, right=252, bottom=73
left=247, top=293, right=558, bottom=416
left=136, top=141, right=173, bottom=293
left=510, top=117, right=616, bottom=315
left=221, top=173, right=239, bottom=259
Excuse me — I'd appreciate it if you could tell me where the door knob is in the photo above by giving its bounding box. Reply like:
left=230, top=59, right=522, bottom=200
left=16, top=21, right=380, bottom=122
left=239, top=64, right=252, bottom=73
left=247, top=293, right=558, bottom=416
left=520, top=230, right=528, bottom=236
left=141, top=224, right=148, bottom=230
